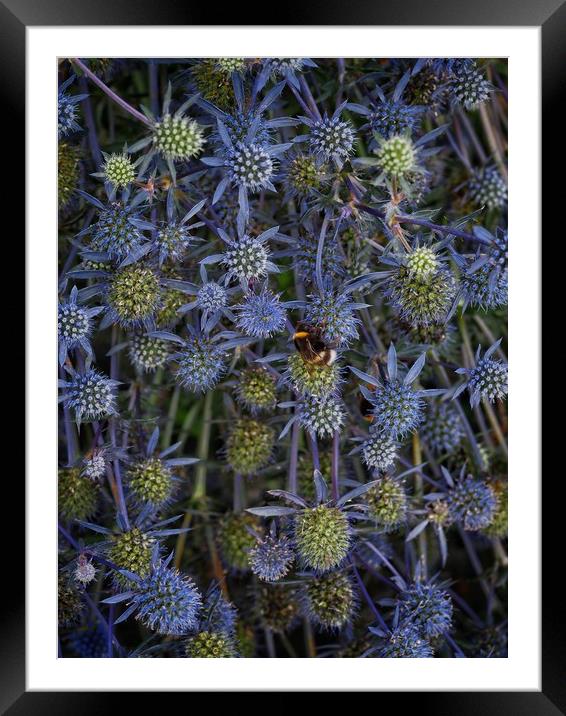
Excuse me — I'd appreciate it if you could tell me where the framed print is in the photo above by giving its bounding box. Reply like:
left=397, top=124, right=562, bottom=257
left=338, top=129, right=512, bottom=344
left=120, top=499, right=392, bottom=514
left=8, top=0, right=555, bottom=706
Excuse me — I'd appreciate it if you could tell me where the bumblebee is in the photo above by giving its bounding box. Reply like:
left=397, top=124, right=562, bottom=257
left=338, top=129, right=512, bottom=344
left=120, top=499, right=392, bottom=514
left=292, top=322, right=337, bottom=366
left=359, top=393, right=375, bottom=423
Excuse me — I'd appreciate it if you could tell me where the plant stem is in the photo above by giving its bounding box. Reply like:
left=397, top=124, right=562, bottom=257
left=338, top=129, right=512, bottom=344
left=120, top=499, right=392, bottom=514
left=287, top=418, right=299, bottom=494
left=331, top=430, right=340, bottom=500
left=412, top=433, right=428, bottom=578
left=72, top=58, right=152, bottom=127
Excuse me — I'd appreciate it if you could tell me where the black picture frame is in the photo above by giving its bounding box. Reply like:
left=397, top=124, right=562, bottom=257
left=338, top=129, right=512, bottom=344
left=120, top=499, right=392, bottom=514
left=10, top=0, right=555, bottom=707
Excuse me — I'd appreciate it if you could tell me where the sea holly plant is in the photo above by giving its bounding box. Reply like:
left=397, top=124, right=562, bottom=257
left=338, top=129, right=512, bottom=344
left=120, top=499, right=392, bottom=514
left=58, top=56, right=508, bottom=658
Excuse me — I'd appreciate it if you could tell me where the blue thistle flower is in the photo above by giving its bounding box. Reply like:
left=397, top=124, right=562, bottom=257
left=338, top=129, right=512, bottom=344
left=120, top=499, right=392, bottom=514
left=219, top=229, right=279, bottom=284
left=264, top=58, right=316, bottom=87
left=447, top=472, right=497, bottom=531
left=382, top=248, right=457, bottom=327
left=304, top=288, right=361, bottom=348
left=375, top=623, right=433, bottom=658
left=461, top=262, right=508, bottom=311
left=202, top=587, right=238, bottom=636
left=226, top=142, right=275, bottom=192
left=89, top=201, right=148, bottom=261
left=468, top=165, right=507, bottom=210
left=107, top=550, right=202, bottom=636
left=455, top=340, right=508, bottom=408
left=175, top=332, right=227, bottom=393
left=359, top=431, right=398, bottom=472
left=420, top=402, right=464, bottom=455
left=352, top=344, right=444, bottom=440
left=250, top=534, right=294, bottom=582
left=298, top=395, right=346, bottom=438
left=128, top=332, right=169, bottom=373
left=303, top=107, right=356, bottom=168
left=234, top=287, right=287, bottom=338
left=303, top=571, right=357, bottom=630
left=196, top=281, right=228, bottom=312
left=450, top=59, right=492, bottom=110
left=399, top=581, right=453, bottom=639
left=59, top=367, right=119, bottom=423
left=58, top=76, right=87, bottom=138
left=348, top=70, right=424, bottom=142
left=58, top=286, right=103, bottom=365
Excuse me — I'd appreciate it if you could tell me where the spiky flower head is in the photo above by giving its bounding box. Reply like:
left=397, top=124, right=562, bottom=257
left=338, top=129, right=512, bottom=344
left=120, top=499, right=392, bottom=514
left=226, top=142, right=274, bottom=191
left=155, top=222, right=194, bottom=264
left=129, top=560, right=202, bottom=635
left=127, top=457, right=174, bottom=508
left=215, top=58, right=246, bottom=74
left=385, top=264, right=456, bottom=327
left=420, top=402, right=464, bottom=455
left=268, top=58, right=307, bottom=77
left=235, top=367, right=277, bottom=414
left=370, top=100, right=421, bottom=140
left=399, top=582, right=453, bottom=639
left=67, top=622, right=107, bottom=657
left=185, top=631, right=237, bottom=658
left=61, top=368, right=118, bottom=423
left=108, top=527, right=155, bottom=588
left=308, top=115, right=355, bottom=165
left=107, top=265, right=161, bottom=327
left=218, top=512, right=260, bottom=571
left=361, top=432, right=398, bottom=472
left=153, top=114, right=205, bottom=161
left=221, top=110, right=270, bottom=147
left=58, top=142, right=80, bottom=207
left=483, top=480, right=508, bottom=538
left=427, top=499, right=452, bottom=527
left=304, top=290, right=360, bottom=347
left=469, top=166, right=507, bottom=210
left=225, top=418, right=275, bottom=475
left=250, top=535, right=294, bottom=582
left=176, top=334, right=226, bottom=393
left=103, top=153, right=136, bottom=187
left=378, top=623, right=433, bottom=658
left=364, top=476, right=408, bottom=532
left=461, top=262, right=508, bottom=311
left=256, top=583, right=300, bottom=633
left=451, top=60, right=492, bottom=110
left=287, top=353, right=340, bottom=399
left=58, top=574, right=84, bottom=627
left=234, top=288, right=287, bottom=338
left=58, top=292, right=93, bottom=351
left=287, top=154, right=324, bottom=197
left=58, top=78, right=85, bottom=137
left=458, top=342, right=508, bottom=408
left=294, top=505, right=351, bottom=572
left=298, top=395, right=346, bottom=439
left=372, top=379, right=424, bottom=438
left=304, top=571, right=356, bottom=630
left=222, top=233, right=273, bottom=283
left=91, top=203, right=145, bottom=260
left=74, top=555, right=97, bottom=586
left=82, top=448, right=107, bottom=481
left=376, top=135, right=416, bottom=177
left=128, top=333, right=169, bottom=372
left=192, top=60, right=236, bottom=111
left=406, top=246, right=438, bottom=279
left=448, top=475, right=497, bottom=531
left=196, top=281, right=228, bottom=312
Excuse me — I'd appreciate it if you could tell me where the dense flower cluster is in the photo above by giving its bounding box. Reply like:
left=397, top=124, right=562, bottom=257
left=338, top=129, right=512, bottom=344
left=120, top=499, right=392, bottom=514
left=58, top=56, right=508, bottom=659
